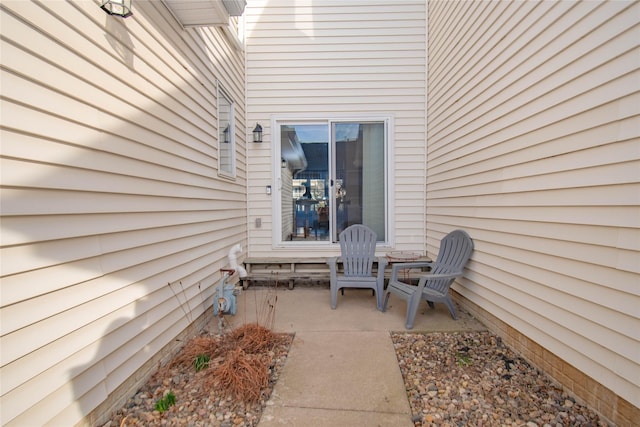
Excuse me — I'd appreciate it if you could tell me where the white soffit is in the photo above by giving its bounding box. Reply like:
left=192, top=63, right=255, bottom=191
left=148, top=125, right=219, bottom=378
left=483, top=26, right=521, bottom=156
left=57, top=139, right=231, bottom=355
left=162, top=0, right=246, bottom=27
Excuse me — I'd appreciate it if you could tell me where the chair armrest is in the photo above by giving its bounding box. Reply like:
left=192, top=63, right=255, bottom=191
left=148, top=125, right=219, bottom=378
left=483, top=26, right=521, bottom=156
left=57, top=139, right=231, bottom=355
left=417, top=271, right=463, bottom=282
left=326, top=256, right=338, bottom=273
left=390, top=261, right=434, bottom=282
left=415, top=271, right=464, bottom=290
left=375, top=256, right=388, bottom=278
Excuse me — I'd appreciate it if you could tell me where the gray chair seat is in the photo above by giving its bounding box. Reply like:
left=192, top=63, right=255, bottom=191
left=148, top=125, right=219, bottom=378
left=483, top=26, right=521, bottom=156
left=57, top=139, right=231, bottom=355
left=382, top=229, right=474, bottom=329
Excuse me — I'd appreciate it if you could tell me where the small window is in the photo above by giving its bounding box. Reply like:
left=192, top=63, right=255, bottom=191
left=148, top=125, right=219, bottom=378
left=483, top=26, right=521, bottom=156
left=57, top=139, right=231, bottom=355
left=218, top=85, right=235, bottom=177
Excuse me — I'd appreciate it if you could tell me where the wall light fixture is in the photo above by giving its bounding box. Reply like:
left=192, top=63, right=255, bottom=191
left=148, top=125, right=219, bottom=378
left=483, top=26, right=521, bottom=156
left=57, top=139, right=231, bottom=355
left=252, top=123, right=263, bottom=143
left=100, top=0, right=133, bottom=18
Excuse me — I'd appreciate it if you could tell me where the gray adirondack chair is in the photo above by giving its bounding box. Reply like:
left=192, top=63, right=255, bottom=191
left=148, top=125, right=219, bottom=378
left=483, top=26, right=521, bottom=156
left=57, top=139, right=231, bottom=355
left=327, top=224, right=388, bottom=310
left=382, top=229, right=474, bottom=329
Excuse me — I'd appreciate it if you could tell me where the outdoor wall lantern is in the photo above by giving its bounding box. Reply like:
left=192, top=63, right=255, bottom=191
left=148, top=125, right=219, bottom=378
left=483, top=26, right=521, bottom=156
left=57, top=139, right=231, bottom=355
left=252, top=123, right=263, bottom=143
left=222, top=125, right=230, bottom=143
left=100, top=0, right=133, bottom=18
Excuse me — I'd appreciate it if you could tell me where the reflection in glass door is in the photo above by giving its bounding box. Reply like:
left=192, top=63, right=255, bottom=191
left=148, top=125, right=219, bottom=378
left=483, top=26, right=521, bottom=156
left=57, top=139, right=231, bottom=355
left=280, top=124, right=330, bottom=241
left=332, top=122, right=385, bottom=241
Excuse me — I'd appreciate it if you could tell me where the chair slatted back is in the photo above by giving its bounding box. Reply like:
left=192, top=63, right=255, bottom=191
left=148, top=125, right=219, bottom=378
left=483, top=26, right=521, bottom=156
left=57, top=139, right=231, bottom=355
left=428, top=230, right=474, bottom=293
left=339, top=225, right=377, bottom=277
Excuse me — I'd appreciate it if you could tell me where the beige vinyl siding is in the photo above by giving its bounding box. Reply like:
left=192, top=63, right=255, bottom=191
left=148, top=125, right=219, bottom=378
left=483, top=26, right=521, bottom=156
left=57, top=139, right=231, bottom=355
left=0, top=1, right=246, bottom=425
left=245, top=0, right=427, bottom=256
left=426, top=0, right=639, bottom=408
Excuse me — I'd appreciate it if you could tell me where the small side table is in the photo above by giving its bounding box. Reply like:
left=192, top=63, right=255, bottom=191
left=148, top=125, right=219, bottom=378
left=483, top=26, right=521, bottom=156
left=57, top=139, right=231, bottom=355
left=385, top=252, right=432, bottom=284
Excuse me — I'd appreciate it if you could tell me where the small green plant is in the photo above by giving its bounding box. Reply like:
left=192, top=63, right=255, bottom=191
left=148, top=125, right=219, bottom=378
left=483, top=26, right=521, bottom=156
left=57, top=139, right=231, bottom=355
left=456, top=352, right=472, bottom=366
left=155, top=391, right=176, bottom=413
left=194, top=354, right=211, bottom=372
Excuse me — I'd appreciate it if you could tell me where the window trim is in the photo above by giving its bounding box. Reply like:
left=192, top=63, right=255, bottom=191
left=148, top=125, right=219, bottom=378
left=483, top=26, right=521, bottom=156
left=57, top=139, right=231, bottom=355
left=217, top=83, right=236, bottom=179
left=271, top=114, right=395, bottom=248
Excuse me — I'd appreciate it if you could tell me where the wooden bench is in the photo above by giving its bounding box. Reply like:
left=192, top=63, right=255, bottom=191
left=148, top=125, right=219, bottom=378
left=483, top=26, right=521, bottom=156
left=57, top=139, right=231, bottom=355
left=240, top=255, right=431, bottom=290
left=241, top=257, right=330, bottom=289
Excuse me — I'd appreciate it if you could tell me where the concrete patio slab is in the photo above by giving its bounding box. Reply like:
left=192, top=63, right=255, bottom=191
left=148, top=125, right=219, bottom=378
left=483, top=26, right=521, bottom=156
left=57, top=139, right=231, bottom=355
left=224, top=286, right=485, bottom=334
left=211, top=286, right=486, bottom=426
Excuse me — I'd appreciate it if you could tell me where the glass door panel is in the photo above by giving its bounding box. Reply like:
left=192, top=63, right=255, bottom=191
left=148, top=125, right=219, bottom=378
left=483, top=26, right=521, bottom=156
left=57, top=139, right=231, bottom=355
left=332, top=122, right=385, bottom=241
left=280, top=124, right=330, bottom=241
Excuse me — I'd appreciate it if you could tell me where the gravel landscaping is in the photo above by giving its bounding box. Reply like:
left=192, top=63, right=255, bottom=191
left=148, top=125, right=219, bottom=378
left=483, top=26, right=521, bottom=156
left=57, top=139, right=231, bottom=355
left=106, top=327, right=607, bottom=427
left=391, top=331, right=607, bottom=427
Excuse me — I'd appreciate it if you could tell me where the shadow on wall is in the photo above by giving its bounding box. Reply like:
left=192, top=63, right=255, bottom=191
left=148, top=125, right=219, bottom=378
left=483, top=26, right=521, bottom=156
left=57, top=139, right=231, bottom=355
left=0, top=1, right=246, bottom=425
left=67, top=283, right=210, bottom=426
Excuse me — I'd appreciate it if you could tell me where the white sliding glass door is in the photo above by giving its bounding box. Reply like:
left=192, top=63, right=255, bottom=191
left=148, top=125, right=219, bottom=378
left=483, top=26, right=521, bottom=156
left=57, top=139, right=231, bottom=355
left=277, top=119, right=387, bottom=244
